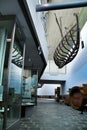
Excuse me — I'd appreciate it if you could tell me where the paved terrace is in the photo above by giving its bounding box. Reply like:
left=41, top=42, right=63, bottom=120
left=19, top=99, right=87, bottom=130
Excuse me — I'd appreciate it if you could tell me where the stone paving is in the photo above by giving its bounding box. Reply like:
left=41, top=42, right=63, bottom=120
left=19, top=99, right=87, bottom=130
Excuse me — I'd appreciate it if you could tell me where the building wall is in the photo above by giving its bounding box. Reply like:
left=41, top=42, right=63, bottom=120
left=26, top=0, right=48, bottom=62
left=41, top=8, right=87, bottom=95
left=64, top=21, right=87, bottom=94
left=41, top=60, right=67, bottom=80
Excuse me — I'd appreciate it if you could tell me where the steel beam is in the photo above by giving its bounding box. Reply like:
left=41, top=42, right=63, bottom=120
left=36, top=0, right=87, bottom=12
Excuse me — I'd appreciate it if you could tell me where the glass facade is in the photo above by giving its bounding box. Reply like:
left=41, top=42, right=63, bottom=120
left=0, top=15, right=25, bottom=130
left=22, top=70, right=38, bottom=106
left=0, top=27, right=7, bottom=130
left=6, top=42, right=23, bottom=128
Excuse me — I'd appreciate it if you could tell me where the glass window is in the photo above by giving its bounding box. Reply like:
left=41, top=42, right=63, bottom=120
left=22, top=70, right=38, bottom=106
left=6, top=24, right=24, bottom=128
left=0, top=16, right=25, bottom=129
left=7, top=45, right=23, bottom=128
left=0, top=28, right=7, bottom=130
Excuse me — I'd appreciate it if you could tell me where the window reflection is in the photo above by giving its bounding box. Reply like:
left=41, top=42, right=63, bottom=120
left=22, top=70, right=38, bottom=106
left=0, top=15, right=25, bottom=129
left=6, top=28, right=24, bottom=128
left=0, top=27, right=7, bottom=130
left=7, top=62, right=22, bottom=127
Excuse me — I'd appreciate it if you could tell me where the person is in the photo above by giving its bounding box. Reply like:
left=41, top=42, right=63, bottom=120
left=79, top=99, right=87, bottom=114
left=69, top=86, right=83, bottom=110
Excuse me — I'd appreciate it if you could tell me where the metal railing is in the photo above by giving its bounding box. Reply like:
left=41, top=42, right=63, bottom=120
left=53, top=14, right=80, bottom=68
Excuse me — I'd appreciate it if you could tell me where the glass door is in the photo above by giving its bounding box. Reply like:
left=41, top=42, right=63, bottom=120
left=0, top=28, right=7, bottom=130
left=0, top=15, right=25, bottom=130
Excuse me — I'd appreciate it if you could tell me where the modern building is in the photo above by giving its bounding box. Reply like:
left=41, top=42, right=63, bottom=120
left=0, top=0, right=87, bottom=130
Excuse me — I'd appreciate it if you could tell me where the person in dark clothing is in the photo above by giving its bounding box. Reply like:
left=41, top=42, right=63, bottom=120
left=79, top=99, right=87, bottom=114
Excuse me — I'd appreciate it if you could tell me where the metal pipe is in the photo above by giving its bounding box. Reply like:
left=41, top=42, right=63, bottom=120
left=36, top=0, right=87, bottom=12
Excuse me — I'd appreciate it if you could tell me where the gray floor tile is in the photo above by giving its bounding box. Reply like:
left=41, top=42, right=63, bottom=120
left=20, top=99, right=87, bottom=130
